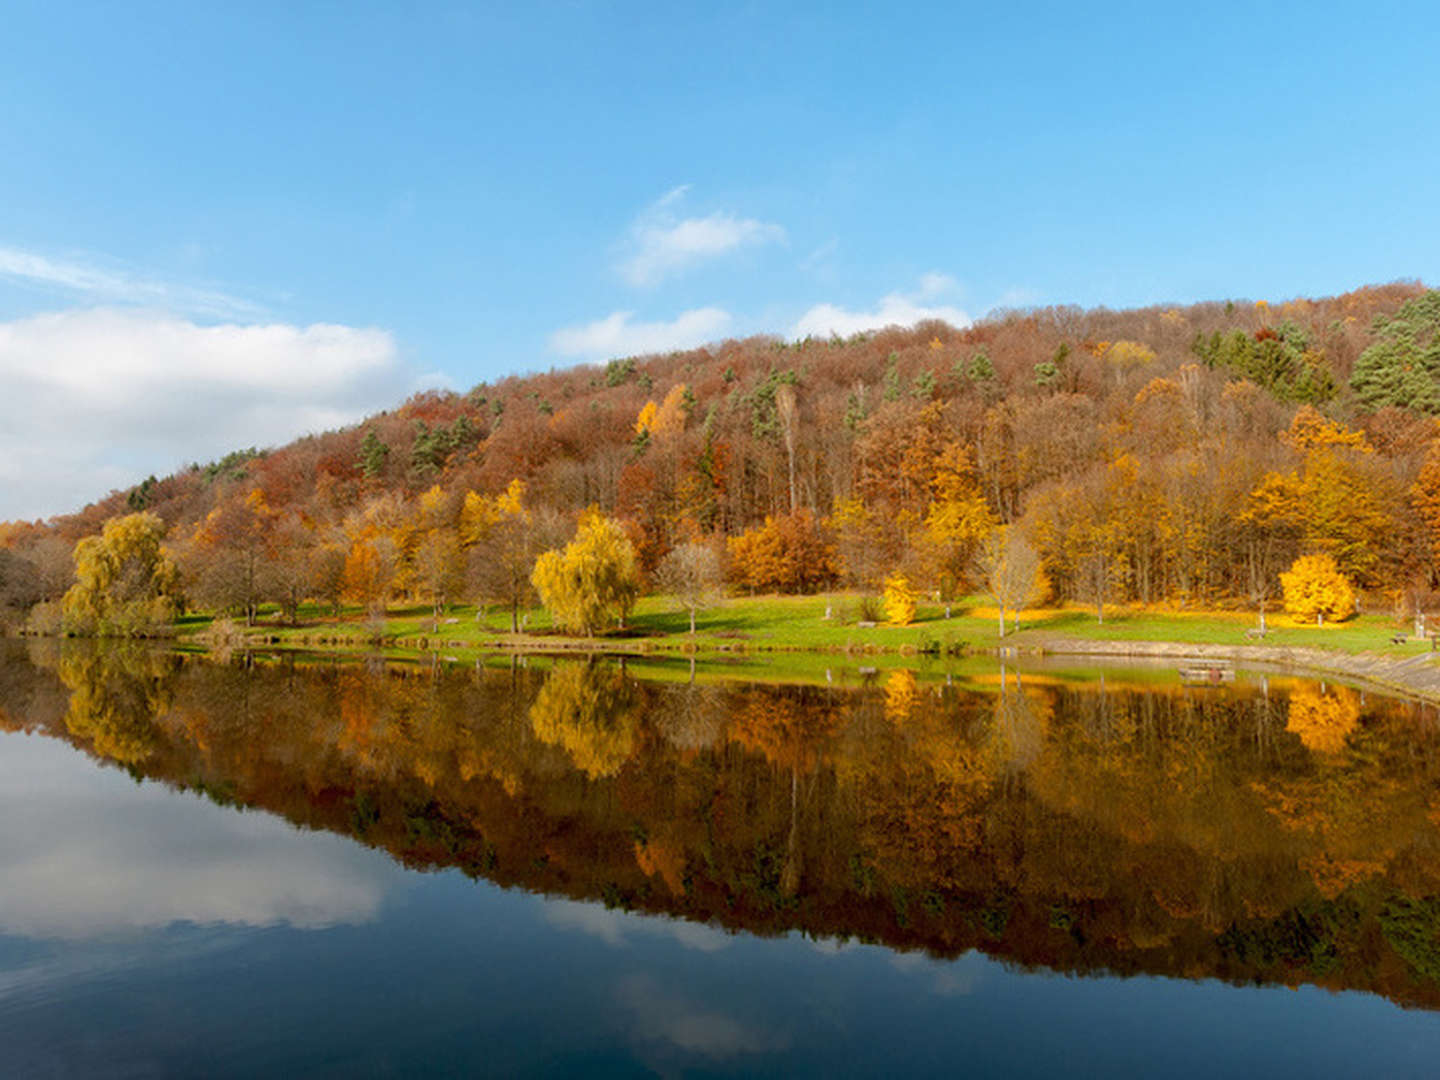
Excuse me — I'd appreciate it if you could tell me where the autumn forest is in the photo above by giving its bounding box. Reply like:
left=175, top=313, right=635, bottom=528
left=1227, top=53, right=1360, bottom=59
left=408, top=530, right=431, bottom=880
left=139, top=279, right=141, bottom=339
left=4, top=282, right=1440, bottom=638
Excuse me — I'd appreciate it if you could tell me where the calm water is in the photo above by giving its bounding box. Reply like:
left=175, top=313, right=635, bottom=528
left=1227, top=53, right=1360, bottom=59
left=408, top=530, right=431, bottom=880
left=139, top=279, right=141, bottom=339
left=5, top=640, right=1440, bottom=1076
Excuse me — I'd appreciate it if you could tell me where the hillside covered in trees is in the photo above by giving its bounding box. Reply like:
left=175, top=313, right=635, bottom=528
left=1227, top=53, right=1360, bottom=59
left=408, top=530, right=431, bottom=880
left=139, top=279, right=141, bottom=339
left=5, top=281, right=1440, bottom=632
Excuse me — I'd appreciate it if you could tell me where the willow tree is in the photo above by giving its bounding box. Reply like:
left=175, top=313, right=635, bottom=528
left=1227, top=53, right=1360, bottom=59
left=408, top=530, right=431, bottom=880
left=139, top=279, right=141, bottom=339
left=531, top=510, right=640, bottom=636
left=62, top=511, right=182, bottom=636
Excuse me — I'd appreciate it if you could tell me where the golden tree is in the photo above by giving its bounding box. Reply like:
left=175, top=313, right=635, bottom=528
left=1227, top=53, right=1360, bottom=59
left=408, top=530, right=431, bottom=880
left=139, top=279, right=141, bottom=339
left=462, top=479, right=540, bottom=632
left=63, top=512, right=182, bottom=636
left=882, top=573, right=917, bottom=626
left=531, top=509, right=640, bottom=635
left=1280, top=553, right=1355, bottom=625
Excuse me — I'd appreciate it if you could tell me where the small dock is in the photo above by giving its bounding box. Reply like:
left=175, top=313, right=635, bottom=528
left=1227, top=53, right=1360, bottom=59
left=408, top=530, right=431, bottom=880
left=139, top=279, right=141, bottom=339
left=1177, top=658, right=1235, bottom=685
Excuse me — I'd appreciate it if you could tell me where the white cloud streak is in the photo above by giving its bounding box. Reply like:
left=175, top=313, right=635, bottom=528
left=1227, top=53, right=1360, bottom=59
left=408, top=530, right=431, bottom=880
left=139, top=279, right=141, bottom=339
left=0, top=307, right=415, bottom=520
left=618, top=187, right=785, bottom=287
left=549, top=306, right=732, bottom=361
left=0, top=245, right=262, bottom=319
left=791, top=273, right=971, bottom=339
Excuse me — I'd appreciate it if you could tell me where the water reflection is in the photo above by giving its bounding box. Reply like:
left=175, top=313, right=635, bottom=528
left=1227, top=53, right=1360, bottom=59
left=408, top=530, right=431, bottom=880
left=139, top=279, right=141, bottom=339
left=7, top=639, right=1440, bottom=1011
left=0, top=718, right=394, bottom=939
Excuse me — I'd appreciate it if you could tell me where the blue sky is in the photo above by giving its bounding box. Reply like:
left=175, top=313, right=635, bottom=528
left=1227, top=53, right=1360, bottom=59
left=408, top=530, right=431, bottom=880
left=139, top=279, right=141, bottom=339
left=2, top=1, right=1438, bottom=518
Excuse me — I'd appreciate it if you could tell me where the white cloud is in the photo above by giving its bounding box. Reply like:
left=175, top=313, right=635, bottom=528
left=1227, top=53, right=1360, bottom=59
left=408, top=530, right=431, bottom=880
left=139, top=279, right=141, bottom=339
left=619, top=187, right=785, bottom=287
left=791, top=274, right=971, bottom=339
left=0, top=307, right=417, bottom=520
left=0, top=245, right=262, bottom=319
left=549, top=306, right=732, bottom=361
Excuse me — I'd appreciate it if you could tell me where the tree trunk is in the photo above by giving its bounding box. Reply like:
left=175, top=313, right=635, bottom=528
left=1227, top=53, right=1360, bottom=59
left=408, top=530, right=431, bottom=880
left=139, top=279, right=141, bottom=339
left=689, top=606, right=696, bottom=634
left=997, top=604, right=1006, bottom=638
left=510, top=601, right=519, bottom=634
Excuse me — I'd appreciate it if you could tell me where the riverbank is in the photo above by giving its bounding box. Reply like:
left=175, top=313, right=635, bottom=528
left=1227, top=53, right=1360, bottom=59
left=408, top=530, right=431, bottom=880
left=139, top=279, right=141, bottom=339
left=18, top=593, right=1440, bottom=699
left=148, top=593, right=1440, bottom=701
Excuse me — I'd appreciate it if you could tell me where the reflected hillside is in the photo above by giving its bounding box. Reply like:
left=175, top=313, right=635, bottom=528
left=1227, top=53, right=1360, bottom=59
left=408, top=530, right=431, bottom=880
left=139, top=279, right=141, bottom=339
left=7, top=640, right=1440, bottom=1008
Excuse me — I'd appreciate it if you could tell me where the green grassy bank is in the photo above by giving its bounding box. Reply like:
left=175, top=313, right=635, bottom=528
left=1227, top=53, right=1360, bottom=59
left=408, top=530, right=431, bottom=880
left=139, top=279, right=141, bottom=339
left=175, top=593, right=1436, bottom=662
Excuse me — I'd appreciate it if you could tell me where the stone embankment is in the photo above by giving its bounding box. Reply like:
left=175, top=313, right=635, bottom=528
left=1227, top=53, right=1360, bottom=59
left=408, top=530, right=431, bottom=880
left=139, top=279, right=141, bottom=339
left=1030, top=638, right=1440, bottom=703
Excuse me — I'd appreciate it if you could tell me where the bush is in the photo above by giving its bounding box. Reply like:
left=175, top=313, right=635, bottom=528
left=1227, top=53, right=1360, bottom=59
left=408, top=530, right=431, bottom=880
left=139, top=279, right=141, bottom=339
left=23, top=601, right=64, bottom=636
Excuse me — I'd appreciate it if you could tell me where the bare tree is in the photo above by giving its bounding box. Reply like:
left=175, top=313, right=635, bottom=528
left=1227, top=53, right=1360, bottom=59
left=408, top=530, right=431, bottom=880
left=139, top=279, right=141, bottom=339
left=655, top=541, right=723, bottom=634
left=776, top=383, right=799, bottom=513
left=977, top=527, right=1044, bottom=637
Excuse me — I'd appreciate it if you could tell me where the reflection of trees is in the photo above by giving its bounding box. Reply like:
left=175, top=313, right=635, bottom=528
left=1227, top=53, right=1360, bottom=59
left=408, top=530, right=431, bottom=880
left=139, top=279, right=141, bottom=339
left=650, top=677, right=726, bottom=754
left=57, top=644, right=177, bottom=765
left=528, top=662, right=641, bottom=779
left=1286, top=685, right=1361, bottom=757
left=990, top=666, right=1047, bottom=776
left=14, top=643, right=1440, bottom=1009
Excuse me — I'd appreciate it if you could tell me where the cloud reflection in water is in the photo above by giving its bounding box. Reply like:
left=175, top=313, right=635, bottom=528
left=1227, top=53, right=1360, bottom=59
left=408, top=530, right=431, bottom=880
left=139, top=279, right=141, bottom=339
left=0, top=731, right=395, bottom=940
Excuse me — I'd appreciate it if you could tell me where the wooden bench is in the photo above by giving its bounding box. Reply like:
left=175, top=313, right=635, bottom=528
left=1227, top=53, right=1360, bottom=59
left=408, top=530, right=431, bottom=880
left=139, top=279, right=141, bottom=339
left=1244, top=628, right=1267, bottom=641
left=1392, top=633, right=1410, bottom=645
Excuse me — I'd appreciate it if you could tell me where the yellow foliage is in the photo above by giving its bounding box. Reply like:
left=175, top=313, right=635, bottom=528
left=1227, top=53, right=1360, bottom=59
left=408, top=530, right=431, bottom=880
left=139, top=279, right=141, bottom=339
left=882, top=573, right=917, bottom=626
left=528, top=663, right=640, bottom=779
left=651, top=383, right=689, bottom=439
left=418, top=483, right=449, bottom=523
left=634, top=400, right=658, bottom=437
left=531, top=509, right=640, bottom=634
left=62, top=512, right=181, bottom=634
left=1281, top=406, right=1372, bottom=454
left=883, top=669, right=918, bottom=723
left=1105, top=340, right=1157, bottom=371
left=460, top=478, right=528, bottom=546
left=1280, top=553, right=1355, bottom=625
left=1286, top=685, right=1361, bottom=758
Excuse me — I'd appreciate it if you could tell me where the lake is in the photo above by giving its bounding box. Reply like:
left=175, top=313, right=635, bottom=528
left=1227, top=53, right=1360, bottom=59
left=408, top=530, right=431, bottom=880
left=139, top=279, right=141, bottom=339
left=4, top=638, right=1440, bottom=1076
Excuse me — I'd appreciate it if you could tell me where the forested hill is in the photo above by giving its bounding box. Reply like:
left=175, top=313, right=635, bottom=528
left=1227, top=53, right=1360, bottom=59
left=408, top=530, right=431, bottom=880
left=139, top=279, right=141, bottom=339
left=5, top=281, right=1440, bottom=619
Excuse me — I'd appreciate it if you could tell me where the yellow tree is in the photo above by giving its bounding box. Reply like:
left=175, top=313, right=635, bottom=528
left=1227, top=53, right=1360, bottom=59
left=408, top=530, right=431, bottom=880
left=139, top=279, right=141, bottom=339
left=651, top=383, right=690, bottom=440
left=462, top=479, right=540, bottom=632
left=882, top=573, right=917, bottom=626
left=1280, top=553, right=1355, bottom=625
left=342, top=535, right=397, bottom=615
left=63, top=511, right=182, bottom=636
left=410, top=485, right=464, bottom=629
left=532, top=509, right=640, bottom=635
left=921, top=442, right=996, bottom=597
left=830, top=495, right=892, bottom=589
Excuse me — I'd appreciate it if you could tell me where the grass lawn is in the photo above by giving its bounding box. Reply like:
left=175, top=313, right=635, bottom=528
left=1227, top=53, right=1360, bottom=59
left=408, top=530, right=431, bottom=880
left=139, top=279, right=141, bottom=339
left=176, top=593, right=1435, bottom=662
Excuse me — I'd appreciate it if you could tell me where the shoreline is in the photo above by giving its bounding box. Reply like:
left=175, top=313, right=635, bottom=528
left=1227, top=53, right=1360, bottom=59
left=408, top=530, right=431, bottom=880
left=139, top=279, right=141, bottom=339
left=13, top=612, right=1440, bottom=702
left=1028, top=637, right=1440, bottom=704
